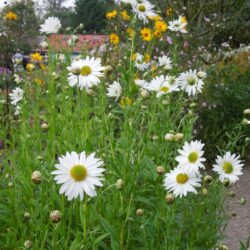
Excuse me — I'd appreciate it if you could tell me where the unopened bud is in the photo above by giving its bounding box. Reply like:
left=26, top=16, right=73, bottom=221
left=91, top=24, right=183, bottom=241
left=164, top=133, right=175, bottom=141
left=203, top=175, right=213, bottom=184
left=41, top=123, right=49, bottom=132
left=165, top=193, right=175, bottom=204
left=243, top=108, right=250, bottom=115
left=202, top=188, right=208, bottom=196
left=174, top=133, right=184, bottom=141
left=230, top=211, right=236, bottom=217
left=136, top=208, right=144, bottom=216
left=240, top=198, right=246, bottom=205
left=50, top=210, right=62, bottom=223
left=156, top=166, right=165, bottom=175
left=71, top=67, right=81, bottom=75
left=152, top=135, right=159, bottom=140
left=24, top=212, right=31, bottom=220
left=24, top=240, right=32, bottom=249
left=116, top=179, right=125, bottom=190
left=228, top=191, right=235, bottom=197
left=31, top=171, right=42, bottom=184
left=223, top=179, right=230, bottom=187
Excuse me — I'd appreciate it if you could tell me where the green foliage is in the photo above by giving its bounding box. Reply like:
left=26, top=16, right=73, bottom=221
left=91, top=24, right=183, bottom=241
left=196, top=61, right=250, bottom=161
left=72, top=0, right=113, bottom=32
left=1, top=0, right=39, bottom=51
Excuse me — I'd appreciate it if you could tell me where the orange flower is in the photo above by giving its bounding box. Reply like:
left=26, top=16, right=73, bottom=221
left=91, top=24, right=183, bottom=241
left=5, top=11, right=17, bottom=21
left=154, top=20, right=168, bottom=33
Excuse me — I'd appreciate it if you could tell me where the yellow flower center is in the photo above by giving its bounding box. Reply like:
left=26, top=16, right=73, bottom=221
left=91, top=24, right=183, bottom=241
left=70, top=164, right=87, bottom=181
left=81, top=66, right=92, bottom=76
left=138, top=4, right=146, bottom=12
left=160, top=86, right=169, bottom=93
left=187, top=77, right=196, bottom=86
left=188, top=152, right=198, bottom=163
left=176, top=173, right=189, bottom=184
left=223, top=162, right=233, bottom=174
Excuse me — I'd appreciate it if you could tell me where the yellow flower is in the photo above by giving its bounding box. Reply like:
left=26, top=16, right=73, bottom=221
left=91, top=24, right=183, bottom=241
left=109, top=33, right=119, bottom=45
left=126, top=28, right=135, bottom=38
left=34, top=78, right=44, bottom=86
left=181, top=16, right=187, bottom=24
left=106, top=10, right=117, bottom=19
left=140, top=28, right=152, bottom=42
left=39, top=63, right=47, bottom=71
left=26, top=63, right=35, bottom=71
left=154, top=20, right=168, bottom=33
left=166, top=7, right=173, bottom=16
left=144, top=53, right=150, bottom=63
left=148, top=15, right=162, bottom=21
left=5, top=11, right=17, bottom=21
left=131, top=53, right=137, bottom=61
left=121, top=10, right=131, bottom=21
left=120, top=97, right=132, bottom=107
left=31, top=52, right=43, bottom=62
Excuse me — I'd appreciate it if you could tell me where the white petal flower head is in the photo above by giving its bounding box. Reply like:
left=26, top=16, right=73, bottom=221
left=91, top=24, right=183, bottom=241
left=168, top=16, right=188, bottom=33
left=9, top=87, right=24, bottom=106
left=107, top=81, right=122, bottom=101
left=158, top=55, right=173, bottom=70
left=134, top=53, right=150, bottom=71
left=164, top=167, right=201, bottom=198
left=175, top=140, right=206, bottom=174
left=146, top=75, right=179, bottom=98
left=67, top=57, right=105, bottom=90
left=178, top=69, right=204, bottom=96
left=52, top=151, right=105, bottom=201
left=132, top=0, right=156, bottom=24
left=40, top=16, right=61, bottom=34
left=134, top=79, right=148, bottom=89
left=213, top=152, right=243, bottom=183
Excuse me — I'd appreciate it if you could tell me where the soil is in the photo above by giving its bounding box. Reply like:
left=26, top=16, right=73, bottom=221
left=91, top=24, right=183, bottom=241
left=223, top=154, right=250, bottom=249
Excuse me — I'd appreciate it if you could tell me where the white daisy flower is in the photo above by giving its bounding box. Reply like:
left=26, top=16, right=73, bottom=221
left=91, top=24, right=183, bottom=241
left=40, top=16, right=61, bottom=34
left=134, top=53, right=150, bottom=71
left=131, top=0, right=156, bottom=24
left=175, top=140, right=206, bottom=174
left=168, top=16, right=187, bottom=33
left=164, top=167, right=201, bottom=198
left=134, top=79, right=148, bottom=88
left=146, top=75, right=179, bottom=98
left=67, top=57, right=105, bottom=90
left=178, top=69, right=204, bottom=96
left=9, top=87, right=24, bottom=106
left=107, top=81, right=122, bottom=101
left=158, top=55, right=173, bottom=70
left=213, top=152, right=243, bottom=183
left=52, top=151, right=105, bottom=201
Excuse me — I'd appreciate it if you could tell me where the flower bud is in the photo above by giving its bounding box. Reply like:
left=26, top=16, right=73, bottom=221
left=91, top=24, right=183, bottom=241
left=116, top=179, right=125, bottom=190
left=174, top=133, right=184, bottom=141
left=136, top=208, right=144, bottom=216
left=240, top=198, right=246, bottom=205
left=50, top=210, right=62, bottom=223
left=24, top=212, right=31, bottom=220
left=228, top=191, right=235, bottom=197
left=156, top=166, right=165, bottom=175
left=31, top=171, right=42, bottom=184
left=189, top=103, right=197, bottom=108
left=140, top=89, right=149, bottom=97
left=164, top=133, right=175, bottom=141
left=223, top=179, right=230, bottom=187
left=203, top=175, right=213, bottom=184
left=37, top=155, right=43, bottom=161
left=162, top=100, right=169, bottom=105
left=242, top=118, right=250, bottom=125
left=202, top=188, right=208, bottom=196
left=152, top=135, right=159, bottom=140
left=197, top=71, right=207, bottom=79
left=41, top=123, right=49, bottom=132
left=24, top=240, right=32, bottom=249
left=243, top=108, right=250, bottom=115
left=165, top=193, right=175, bottom=204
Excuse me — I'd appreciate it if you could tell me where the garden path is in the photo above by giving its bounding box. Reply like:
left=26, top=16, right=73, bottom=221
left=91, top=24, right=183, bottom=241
left=224, top=154, right=250, bottom=249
